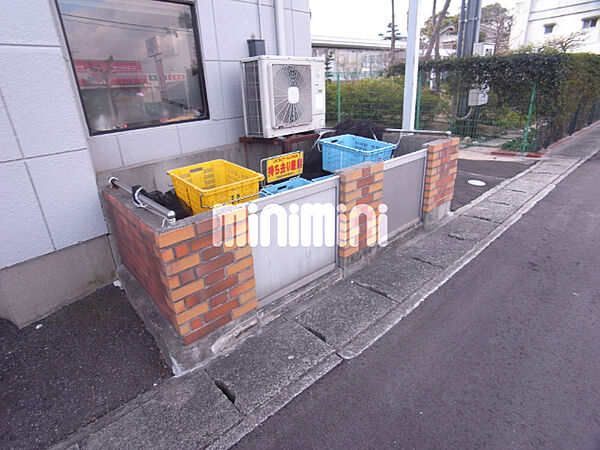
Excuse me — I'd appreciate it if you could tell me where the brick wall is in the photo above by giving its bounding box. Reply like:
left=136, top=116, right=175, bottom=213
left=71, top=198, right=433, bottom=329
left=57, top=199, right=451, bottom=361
left=103, top=189, right=258, bottom=345
left=337, top=161, right=384, bottom=260
left=422, top=138, right=460, bottom=220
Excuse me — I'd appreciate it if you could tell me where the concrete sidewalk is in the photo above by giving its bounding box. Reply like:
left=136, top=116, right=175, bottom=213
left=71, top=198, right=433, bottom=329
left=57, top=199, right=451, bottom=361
left=53, top=122, right=600, bottom=450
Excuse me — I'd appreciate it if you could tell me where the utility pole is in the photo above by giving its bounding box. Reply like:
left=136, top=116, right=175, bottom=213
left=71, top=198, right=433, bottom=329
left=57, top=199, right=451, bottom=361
left=455, top=0, right=483, bottom=134
left=402, top=0, right=420, bottom=130
left=460, top=0, right=482, bottom=57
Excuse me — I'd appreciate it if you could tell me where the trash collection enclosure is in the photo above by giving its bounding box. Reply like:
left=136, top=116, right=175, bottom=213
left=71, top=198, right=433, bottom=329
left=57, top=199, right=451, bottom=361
left=100, top=134, right=459, bottom=371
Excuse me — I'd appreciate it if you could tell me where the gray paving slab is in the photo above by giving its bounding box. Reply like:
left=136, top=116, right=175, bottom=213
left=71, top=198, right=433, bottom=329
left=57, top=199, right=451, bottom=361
left=438, top=215, right=499, bottom=242
left=504, top=179, right=548, bottom=194
left=294, top=281, right=397, bottom=349
left=486, top=189, right=534, bottom=207
left=77, top=370, right=241, bottom=449
left=531, top=162, right=573, bottom=174
left=206, top=321, right=333, bottom=415
left=518, top=172, right=560, bottom=184
left=549, top=133, right=600, bottom=158
left=401, top=233, right=474, bottom=268
left=541, top=158, right=577, bottom=166
left=351, top=251, right=442, bottom=302
left=464, top=200, right=519, bottom=223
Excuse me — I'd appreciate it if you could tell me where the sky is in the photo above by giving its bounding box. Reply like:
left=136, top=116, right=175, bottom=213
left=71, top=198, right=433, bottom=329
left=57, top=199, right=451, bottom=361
left=309, top=0, right=519, bottom=40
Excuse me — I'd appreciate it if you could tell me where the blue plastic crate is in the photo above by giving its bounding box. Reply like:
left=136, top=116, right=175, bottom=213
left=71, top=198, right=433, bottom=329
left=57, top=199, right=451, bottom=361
left=319, top=134, right=396, bottom=172
left=259, top=177, right=312, bottom=197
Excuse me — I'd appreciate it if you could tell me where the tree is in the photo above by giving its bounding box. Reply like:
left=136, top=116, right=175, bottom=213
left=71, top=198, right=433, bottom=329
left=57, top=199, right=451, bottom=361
left=379, top=20, right=403, bottom=65
left=513, top=30, right=590, bottom=54
left=324, top=50, right=334, bottom=81
left=480, top=3, right=512, bottom=54
left=420, top=0, right=453, bottom=60
left=421, top=13, right=458, bottom=47
left=379, top=22, right=402, bottom=42
left=539, top=30, right=588, bottom=53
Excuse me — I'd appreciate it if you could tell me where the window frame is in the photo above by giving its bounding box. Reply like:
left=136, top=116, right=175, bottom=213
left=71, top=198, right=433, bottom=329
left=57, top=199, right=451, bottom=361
left=582, top=17, right=598, bottom=29
left=543, top=23, right=555, bottom=34
left=54, top=0, right=210, bottom=136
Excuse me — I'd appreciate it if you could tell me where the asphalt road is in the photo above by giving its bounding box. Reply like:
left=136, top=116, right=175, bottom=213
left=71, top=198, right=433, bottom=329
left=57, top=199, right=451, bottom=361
left=451, top=158, right=534, bottom=210
left=236, top=153, right=600, bottom=449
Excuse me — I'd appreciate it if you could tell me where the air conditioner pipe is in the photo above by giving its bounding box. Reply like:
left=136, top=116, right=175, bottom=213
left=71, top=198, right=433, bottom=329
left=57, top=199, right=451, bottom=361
left=257, top=0, right=264, bottom=40
left=108, top=177, right=176, bottom=226
left=274, top=0, right=286, bottom=56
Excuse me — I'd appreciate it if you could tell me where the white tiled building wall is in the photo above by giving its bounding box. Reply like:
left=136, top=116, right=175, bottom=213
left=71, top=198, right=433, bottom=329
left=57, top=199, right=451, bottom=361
left=0, top=1, right=107, bottom=269
left=0, top=0, right=312, bottom=270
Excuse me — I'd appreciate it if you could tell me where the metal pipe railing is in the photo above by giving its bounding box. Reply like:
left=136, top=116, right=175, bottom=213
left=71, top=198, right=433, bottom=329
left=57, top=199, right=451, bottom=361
left=385, top=129, right=452, bottom=136
left=108, top=177, right=176, bottom=226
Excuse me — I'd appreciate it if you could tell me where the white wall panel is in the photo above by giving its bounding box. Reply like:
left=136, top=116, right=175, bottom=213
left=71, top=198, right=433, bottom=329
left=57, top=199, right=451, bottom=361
left=293, top=11, right=312, bottom=56
left=214, top=0, right=260, bottom=61
left=204, top=61, right=226, bottom=120
left=0, top=100, right=21, bottom=163
left=26, top=151, right=107, bottom=249
left=219, top=61, right=244, bottom=119
left=225, top=117, right=245, bottom=143
left=0, top=0, right=61, bottom=46
left=117, top=125, right=181, bottom=166
left=177, top=120, right=229, bottom=154
left=285, top=9, right=295, bottom=55
left=0, top=47, right=87, bottom=158
left=88, top=134, right=123, bottom=173
left=292, top=0, right=310, bottom=13
left=0, top=161, right=54, bottom=268
left=196, top=0, right=220, bottom=61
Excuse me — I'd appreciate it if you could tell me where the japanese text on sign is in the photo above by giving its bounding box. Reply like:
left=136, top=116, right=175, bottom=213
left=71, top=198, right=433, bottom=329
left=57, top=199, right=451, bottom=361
left=265, top=151, right=304, bottom=183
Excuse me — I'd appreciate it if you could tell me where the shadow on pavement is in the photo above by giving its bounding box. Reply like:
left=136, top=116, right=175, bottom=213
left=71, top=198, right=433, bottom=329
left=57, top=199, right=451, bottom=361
left=0, top=285, right=171, bottom=449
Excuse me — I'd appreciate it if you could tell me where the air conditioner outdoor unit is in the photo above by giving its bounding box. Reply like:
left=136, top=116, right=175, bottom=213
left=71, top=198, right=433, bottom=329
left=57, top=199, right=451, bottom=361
left=241, top=55, right=326, bottom=138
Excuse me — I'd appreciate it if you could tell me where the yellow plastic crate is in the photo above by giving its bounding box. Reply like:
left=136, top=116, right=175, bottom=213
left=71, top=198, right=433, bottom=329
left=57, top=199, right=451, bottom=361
left=167, top=159, right=264, bottom=214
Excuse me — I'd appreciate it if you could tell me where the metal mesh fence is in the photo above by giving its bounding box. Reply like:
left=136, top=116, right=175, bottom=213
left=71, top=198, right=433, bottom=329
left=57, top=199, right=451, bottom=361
left=326, top=70, right=600, bottom=153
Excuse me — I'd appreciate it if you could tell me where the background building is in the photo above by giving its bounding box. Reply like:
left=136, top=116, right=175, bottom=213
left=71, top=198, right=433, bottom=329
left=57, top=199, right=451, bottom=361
left=510, top=0, right=600, bottom=53
left=312, top=35, right=406, bottom=78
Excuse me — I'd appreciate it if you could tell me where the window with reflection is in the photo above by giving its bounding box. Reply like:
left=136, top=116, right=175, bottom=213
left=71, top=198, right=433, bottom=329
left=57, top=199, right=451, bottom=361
left=55, top=0, right=209, bottom=134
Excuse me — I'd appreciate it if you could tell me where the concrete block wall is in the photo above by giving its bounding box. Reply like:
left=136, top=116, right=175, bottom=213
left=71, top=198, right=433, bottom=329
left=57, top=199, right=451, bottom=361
left=422, top=138, right=460, bottom=224
left=103, top=188, right=258, bottom=345
left=337, top=161, right=384, bottom=273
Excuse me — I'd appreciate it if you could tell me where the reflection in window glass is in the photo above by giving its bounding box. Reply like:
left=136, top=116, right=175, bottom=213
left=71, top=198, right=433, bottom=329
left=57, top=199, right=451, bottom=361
left=56, top=0, right=208, bottom=134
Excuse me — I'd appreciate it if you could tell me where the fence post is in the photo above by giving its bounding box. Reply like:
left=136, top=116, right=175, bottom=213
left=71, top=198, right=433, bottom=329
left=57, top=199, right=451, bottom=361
left=336, top=72, right=341, bottom=124
left=522, top=83, right=536, bottom=153
left=415, top=71, right=422, bottom=130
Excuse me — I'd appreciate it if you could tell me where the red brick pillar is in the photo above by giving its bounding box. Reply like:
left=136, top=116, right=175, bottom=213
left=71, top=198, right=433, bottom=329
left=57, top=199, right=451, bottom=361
left=103, top=191, right=258, bottom=345
left=422, top=137, right=460, bottom=224
left=337, top=161, right=384, bottom=273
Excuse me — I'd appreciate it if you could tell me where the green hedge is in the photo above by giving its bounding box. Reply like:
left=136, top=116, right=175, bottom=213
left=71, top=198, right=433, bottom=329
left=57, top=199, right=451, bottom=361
left=390, top=53, right=600, bottom=148
left=325, top=77, right=443, bottom=128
